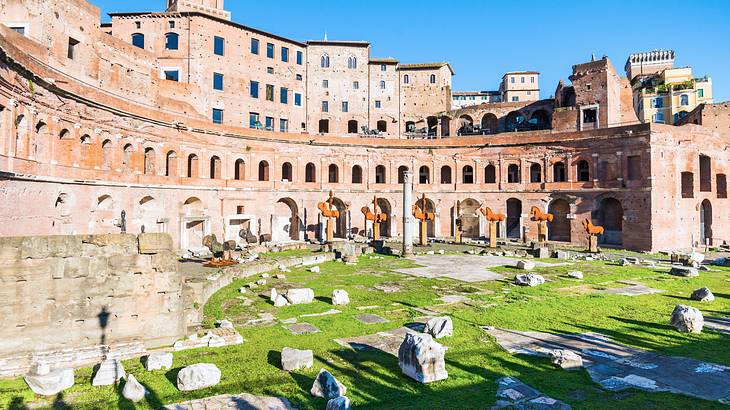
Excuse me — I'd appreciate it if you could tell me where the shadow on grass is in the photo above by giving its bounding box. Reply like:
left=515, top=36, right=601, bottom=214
left=165, top=367, right=182, bottom=387
left=8, top=397, right=27, bottom=410
left=315, top=296, right=333, bottom=304
left=267, top=350, right=282, bottom=369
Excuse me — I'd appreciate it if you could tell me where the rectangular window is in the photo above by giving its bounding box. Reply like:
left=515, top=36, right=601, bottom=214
left=266, top=42, right=274, bottom=58
left=698, top=89, right=704, bottom=98
left=381, top=64, right=386, bottom=71
left=653, top=112, right=664, bottom=123
left=322, top=80, right=328, bottom=88
left=280, top=118, right=288, bottom=133
left=353, top=81, right=359, bottom=90
left=510, top=77, right=515, bottom=84
left=527, top=91, right=531, bottom=95
left=531, top=76, right=535, bottom=83
left=681, top=172, right=694, bottom=198
left=322, top=101, right=328, bottom=112
left=375, top=100, right=381, bottom=108
left=296, top=50, right=303, bottom=65
left=342, top=101, right=348, bottom=112
left=511, top=96, right=519, bottom=102
left=521, top=76, right=525, bottom=83
left=67, top=37, right=79, bottom=60
left=9, top=26, right=26, bottom=35
left=265, top=116, right=274, bottom=131
left=281, top=47, right=289, bottom=62
left=249, top=112, right=260, bottom=129
left=169, top=20, right=175, bottom=29
left=267, top=67, right=274, bottom=74
left=212, top=108, right=223, bottom=124
left=213, top=72, right=224, bottom=91
left=250, top=80, right=259, bottom=98
left=266, top=84, right=274, bottom=101
left=627, top=155, right=641, bottom=180
left=251, top=38, right=259, bottom=54
left=718, top=174, right=727, bottom=199
left=280, top=87, right=288, bottom=104
left=652, top=97, right=663, bottom=108
left=295, top=74, right=302, bottom=81
left=163, top=70, right=179, bottom=81
left=294, top=93, right=302, bottom=106
left=213, top=36, right=224, bottom=56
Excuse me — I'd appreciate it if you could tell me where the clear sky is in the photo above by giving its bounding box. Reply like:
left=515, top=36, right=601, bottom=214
left=96, top=0, right=730, bottom=101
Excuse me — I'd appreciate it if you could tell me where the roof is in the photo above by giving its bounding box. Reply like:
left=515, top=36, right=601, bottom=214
left=369, top=57, right=399, bottom=64
left=502, top=71, right=540, bottom=77
left=108, top=11, right=307, bottom=47
left=306, top=40, right=370, bottom=47
left=398, top=62, right=454, bottom=75
left=453, top=91, right=500, bottom=96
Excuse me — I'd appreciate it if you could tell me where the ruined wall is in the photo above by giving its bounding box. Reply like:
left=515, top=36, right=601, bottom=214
left=0, top=233, right=185, bottom=360
left=678, top=103, right=730, bottom=130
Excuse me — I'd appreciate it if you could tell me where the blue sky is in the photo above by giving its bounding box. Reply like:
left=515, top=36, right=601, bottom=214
left=97, top=0, right=730, bottom=101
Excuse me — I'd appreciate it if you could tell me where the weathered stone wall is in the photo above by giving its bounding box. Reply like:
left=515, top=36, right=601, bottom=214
left=0, top=233, right=185, bottom=361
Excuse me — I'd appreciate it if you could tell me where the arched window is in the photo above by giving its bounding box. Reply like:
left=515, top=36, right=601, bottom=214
left=397, top=166, right=409, bottom=184
left=530, top=163, right=541, bottom=183
left=305, top=162, right=316, bottom=183
left=132, top=33, right=144, bottom=49
left=165, top=32, right=179, bottom=50
left=59, top=129, right=71, bottom=140
left=419, top=166, right=430, bottom=184
left=351, top=165, right=363, bottom=184
left=123, top=144, right=134, bottom=169
left=187, top=153, right=198, bottom=178
left=403, top=74, right=410, bottom=84
left=553, top=161, right=566, bottom=182
left=328, top=164, right=339, bottom=183
left=166, top=151, right=177, bottom=177
left=376, top=120, right=387, bottom=132
left=347, top=55, right=357, bottom=69
left=80, top=134, right=92, bottom=144
left=144, top=147, right=155, bottom=175
left=210, top=156, right=221, bottom=179
left=429, top=74, right=436, bottom=84
left=258, top=160, right=270, bottom=181
left=375, top=165, right=386, bottom=184
left=101, top=139, right=112, bottom=169
left=320, top=54, right=330, bottom=68
left=380, top=80, right=385, bottom=89
left=281, top=162, right=292, bottom=181
left=347, top=120, right=358, bottom=134
left=507, top=164, right=520, bottom=183
left=234, top=158, right=245, bottom=180
left=577, top=160, right=590, bottom=182
left=440, top=165, right=452, bottom=184
left=484, top=164, right=496, bottom=183
left=462, top=165, right=474, bottom=184
left=680, top=94, right=689, bottom=106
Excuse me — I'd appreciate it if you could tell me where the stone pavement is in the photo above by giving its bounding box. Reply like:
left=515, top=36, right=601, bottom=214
left=484, top=327, right=730, bottom=402
left=705, top=317, right=730, bottom=334
left=164, top=393, right=295, bottom=409
left=335, top=318, right=431, bottom=356
left=395, top=255, right=566, bottom=283
left=493, top=377, right=572, bottom=409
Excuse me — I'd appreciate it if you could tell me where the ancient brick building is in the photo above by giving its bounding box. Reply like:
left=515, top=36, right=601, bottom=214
left=0, top=0, right=727, bottom=252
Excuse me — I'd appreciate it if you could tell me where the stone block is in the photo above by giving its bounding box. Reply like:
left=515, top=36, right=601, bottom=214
left=670, top=266, right=699, bottom=277
left=176, top=363, right=221, bottom=391
left=284, top=288, right=314, bottom=305
left=311, top=369, right=346, bottom=399
left=326, top=396, right=351, bottom=410
left=515, top=273, right=545, bottom=287
left=92, top=359, right=126, bottom=386
left=424, top=316, right=453, bottom=339
left=19, top=235, right=83, bottom=259
left=150, top=252, right=178, bottom=272
left=122, top=374, right=146, bottom=402
left=281, top=347, right=313, bottom=371
left=145, top=352, right=173, bottom=371
left=398, top=333, right=448, bottom=383
left=332, top=290, right=350, bottom=306
left=690, top=287, right=714, bottom=302
left=670, top=305, right=703, bottom=333
left=138, top=233, right=173, bottom=254
left=549, top=349, right=583, bottom=370
left=24, top=368, right=74, bottom=396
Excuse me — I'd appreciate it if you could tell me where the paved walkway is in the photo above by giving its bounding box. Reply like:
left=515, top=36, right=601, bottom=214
left=165, top=393, right=295, bottom=410
left=395, top=255, right=565, bottom=282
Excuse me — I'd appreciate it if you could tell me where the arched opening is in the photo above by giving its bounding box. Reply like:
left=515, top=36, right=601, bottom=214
left=58, top=128, right=70, bottom=140
left=97, top=194, right=114, bottom=211
left=598, top=197, right=623, bottom=246
left=376, top=198, right=392, bottom=237
left=144, top=147, right=156, bottom=175
left=440, top=165, right=452, bottom=184
left=131, top=33, right=145, bottom=49
left=462, top=165, right=474, bottom=184
left=258, top=160, right=270, bottom=181
left=305, top=162, right=316, bottom=183
left=34, top=121, right=48, bottom=159
left=548, top=199, right=571, bottom=242
left=182, top=197, right=205, bottom=249
left=376, top=120, right=387, bottom=133
left=485, top=164, right=496, bottom=183
left=419, top=165, right=430, bottom=184
left=328, top=164, right=339, bottom=183
left=328, top=196, right=348, bottom=239
left=123, top=144, right=134, bottom=170
left=505, top=111, right=525, bottom=131
left=440, top=117, right=451, bottom=137
left=320, top=53, right=330, bottom=68
left=700, top=199, right=712, bottom=245
left=209, top=155, right=221, bottom=179
left=529, top=163, right=541, bottom=183
left=281, top=162, right=293, bottom=182
left=553, top=161, right=566, bottom=182
left=234, top=158, right=245, bottom=180
left=274, top=198, right=300, bottom=242
left=347, top=120, right=358, bottom=134
left=481, top=113, right=498, bottom=134
left=506, top=198, right=522, bottom=238
left=507, top=164, right=520, bottom=183
left=166, top=151, right=177, bottom=177
left=529, top=109, right=551, bottom=129
left=101, top=140, right=112, bottom=169
left=14, top=115, right=28, bottom=157
left=375, top=165, right=386, bottom=184
left=415, top=197, right=436, bottom=237
left=318, top=119, right=329, bottom=133
left=165, top=32, right=179, bottom=50
left=187, top=154, right=198, bottom=178
left=458, top=198, right=480, bottom=238
left=397, top=166, right=408, bottom=184
left=351, top=165, right=363, bottom=184
left=139, top=196, right=163, bottom=234
left=427, top=116, right=438, bottom=137
left=457, top=115, right=474, bottom=135
left=577, top=160, right=590, bottom=182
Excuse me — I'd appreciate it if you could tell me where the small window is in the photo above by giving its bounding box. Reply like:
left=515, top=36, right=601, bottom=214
left=251, top=38, right=259, bottom=54
left=347, top=56, right=357, bottom=69
left=279, top=118, right=288, bottom=133
left=135, top=21, right=141, bottom=29
left=627, top=155, right=641, bottom=180
left=511, top=96, right=519, bottom=102
left=652, top=97, right=663, bottom=108
left=250, top=80, right=259, bottom=98
left=165, top=33, right=179, bottom=50
left=341, top=101, right=348, bottom=112
left=294, top=93, right=302, bottom=107
left=296, top=50, right=303, bottom=65
left=281, top=47, right=289, bottom=62
left=266, top=84, right=274, bottom=101
left=403, top=74, right=410, bottom=84
left=462, top=165, right=474, bottom=184
left=265, top=116, right=274, bottom=131
left=67, top=37, right=79, bottom=60
left=521, top=76, right=525, bottom=83
left=700, top=155, right=711, bottom=192
left=131, top=33, right=145, bottom=49
left=213, top=73, right=224, bottom=91
left=429, top=74, right=436, bottom=84
left=510, top=77, right=515, bottom=84
left=163, top=69, right=179, bottom=81
left=213, top=36, right=224, bottom=56
left=266, top=42, right=274, bottom=58
left=320, top=54, right=330, bottom=68
left=583, top=108, right=597, bottom=123
left=377, top=120, right=387, bottom=132
left=380, top=80, right=385, bottom=89
left=353, top=81, right=359, bottom=90
left=485, top=165, right=496, bottom=183
left=212, top=108, right=223, bottom=124
left=9, top=26, right=26, bottom=35
left=717, top=174, right=727, bottom=199
left=577, top=160, right=590, bottom=182
left=322, top=101, right=329, bottom=112
left=531, top=76, right=535, bottom=83
left=375, top=100, right=381, bottom=109
left=375, top=165, right=386, bottom=184
left=280, top=87, right=288, bottom=104
left=530, top=163, right=541, bottom=183
left=381, top=64, right=386, bottom=71
left=168, top=20, right=175, bottom=29
left=698, top=89, right=704, bottom=98
left=681, top=172, right=694, bottom=198
left=249, top=112, right=260, bottom=129
left=680, top=94, right=689, bottom=106
left=296, top=74, right=302, bottom=81
left=507, top=164, right=520, bottom=183
left=266, top=67, right=274, bottom=74
left=322, top=79, right=328, bottom=88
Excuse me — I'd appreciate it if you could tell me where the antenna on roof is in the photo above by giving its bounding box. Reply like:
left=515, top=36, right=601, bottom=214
left=324, top=31, right=328, bottom=41
left=591, top=53, right=596, bottom=62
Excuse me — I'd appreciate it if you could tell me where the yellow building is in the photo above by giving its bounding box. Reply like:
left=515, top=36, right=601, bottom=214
left=633, top=66, right=713, bottom=125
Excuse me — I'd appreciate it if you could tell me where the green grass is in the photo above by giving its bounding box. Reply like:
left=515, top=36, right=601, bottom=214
left=2, top=255, right=730, bottom=409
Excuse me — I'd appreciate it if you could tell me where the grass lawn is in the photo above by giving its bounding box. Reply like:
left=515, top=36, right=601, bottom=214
left=2, top=253, right=729, bottom=409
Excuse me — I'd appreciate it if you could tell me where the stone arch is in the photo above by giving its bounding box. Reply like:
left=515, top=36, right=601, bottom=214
left=122, top=143, right=134, bottom=170
left=376, top=197, right=392, bottom=237
left=15, top=114, right=28, bottom=156
left=485, top=164, right=496, bottom=183
left=375, top=165, right=387, bottom=183
left=347, top=119, right=358, bottom=134
left=351, top=165, right=363, bottom=184
left=187, top=153, right=199, bottom=178
left=553, top=161, right=566, bottom=182
left=328, top=196, right=348, bottom=239
left=505, top=111, right=525, bottom=131
left=34, top=121, right=49, bottom=160
left=440, top=165, right=452, bottom=184
left=376, top=120, right=387, bottom=133
left=97, top=194, right=114, bottom=211
left=139, top=196, right=163, bottom=233
left=397, top=165, right=409, bottom=184
left=274, top=197, right=300, bottom=241
left=234, top=158, right=245, bottom=180
left=182, top=197, right=204, bottom=216
left=457, top=115, right=473, bottom=135
left=328, top=163, right=339, bottom=183
left=576, top=159, right=590, bottom=182
left=419, top=165, right=430, bottom=184
left=181, top=197, right=206, bottom=249
left=529, top=109, right=551, bottom=129
left=700, top=199, right=712, bottom=245
left=305, top=162, right=316, bottom=183
left=597, top=197, right=623, bottom=246
left=440, top=116, right=451, bottom=137
left=102, top=139, right=113, bottom=169
left=458, top=198, right=480, bottom=238
left=548, top=198, right=571, bottom=242
left=529, top=163, right=541, bottom=183
left=258, top=160, right=270, bottom=181
left=415, top=197, right=436, bottom=237
left=58, top=128, right=71, bottom=140
left=166, top=150, right=178, bottom=177
left=318, top=119, right=329, bottom=133
left=506, top=198, right=522, bottom=238
left=481, top=113, right=498, bottom=134
left=462, top=165, right=474, bottom=184
left=209, top=155, right=222, bottom=179
left=427, top=116, right=438, bottom=136
left=144, top=147, right=156, bottom=175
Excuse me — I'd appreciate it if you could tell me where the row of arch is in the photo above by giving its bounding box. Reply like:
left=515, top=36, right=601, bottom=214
left=414, top=109, right=552, bottom=137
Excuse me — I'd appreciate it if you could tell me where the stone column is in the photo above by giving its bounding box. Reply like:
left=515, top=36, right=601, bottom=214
left=402, top=171, right=414, bottom=257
